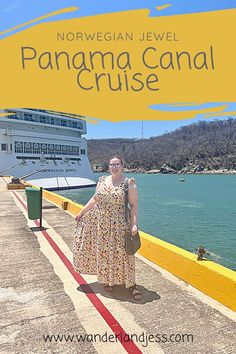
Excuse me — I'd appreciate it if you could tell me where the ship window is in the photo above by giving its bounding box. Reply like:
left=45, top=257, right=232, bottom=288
left=1, top=143, right=7, bottom=151
left=80, top=149, right=86, bottom=155
left=48, top=144, right=55, bottom=153
left=24, top=142, right=32, bottom=153
left=15, top=141, right=23, bottom=153
left=61, top=120, right=67, bottom=127
left=51, top=118, right=54, bottom=125
left=33, top=143, right=41, bottom=154
left=10, top=144, right=12, bottom=151
left=7, top=110, right=18, bottom=119
left=72, top=122, right=77, bottom=128
left=40, top=116, right=46, bottom=123
left=41, top=143, right=47, bottom=153
left=77, top=122, right=83, bottom=129
left=62, top=145, right=68, bottom=155
left=55, top=144, right=61, bottom=153
left=24, top=113, right=33, bottom=121
left=73, top=146, right=80, bottom=155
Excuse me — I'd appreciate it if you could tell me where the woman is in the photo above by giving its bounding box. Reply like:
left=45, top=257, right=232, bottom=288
left=73, top=156, right=142, bottom=300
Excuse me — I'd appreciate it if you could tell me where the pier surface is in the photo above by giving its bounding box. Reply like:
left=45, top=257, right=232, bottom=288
left=0, top=177, right=236, bottom=354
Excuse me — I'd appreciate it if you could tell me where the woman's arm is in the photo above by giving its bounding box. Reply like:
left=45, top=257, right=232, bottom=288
left=128, top=178, right=138, bottom=236
left=75, top=179, right=100, bottom=221
left=75, top=195, right=97, bottom=221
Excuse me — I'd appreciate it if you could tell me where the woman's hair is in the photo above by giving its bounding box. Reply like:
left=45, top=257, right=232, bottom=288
left=109, top=155, right=124, bottom=166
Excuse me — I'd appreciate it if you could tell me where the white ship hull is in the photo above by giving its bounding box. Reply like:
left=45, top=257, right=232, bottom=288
left=0, top=109, right=96, bottom=190
left=8, top=156, right=96, bottom=190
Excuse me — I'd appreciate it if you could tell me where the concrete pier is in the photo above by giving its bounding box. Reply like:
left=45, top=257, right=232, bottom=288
left=0, top=177, right=235, bottom=354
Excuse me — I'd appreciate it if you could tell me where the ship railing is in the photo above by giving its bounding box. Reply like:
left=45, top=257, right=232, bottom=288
left=0, top=161, right=26, bottom=175
left=20, top=162, right=55, bottom=180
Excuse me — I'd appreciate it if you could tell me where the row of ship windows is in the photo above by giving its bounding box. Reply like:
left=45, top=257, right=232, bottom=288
left=24, top=109, right=83, bottom=120
left=6, top=111, right=84, bottom=130
left=1, top=143, right=86, bottom=155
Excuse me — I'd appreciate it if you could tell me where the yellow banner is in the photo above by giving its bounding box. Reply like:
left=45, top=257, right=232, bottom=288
left=0, top=9, right=235, bottom=121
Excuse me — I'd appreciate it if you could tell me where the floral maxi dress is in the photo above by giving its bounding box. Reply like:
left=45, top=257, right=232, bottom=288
left=73, top=176, right=136, bottom=288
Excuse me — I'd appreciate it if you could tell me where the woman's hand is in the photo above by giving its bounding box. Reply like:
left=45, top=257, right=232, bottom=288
left=131, top=224, right=138, bottom=236
left=75, top=212, right=83, bottom=223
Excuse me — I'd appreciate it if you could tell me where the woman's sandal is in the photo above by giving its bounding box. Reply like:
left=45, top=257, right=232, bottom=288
left=129, top=285, right=142, bottom=301
left=104, top=285, right=113, bottom=293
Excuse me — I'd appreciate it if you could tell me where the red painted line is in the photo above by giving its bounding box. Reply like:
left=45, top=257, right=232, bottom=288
left=2, top=176, right=8, bottom=185
left=12, top=190, right=142, bottom=354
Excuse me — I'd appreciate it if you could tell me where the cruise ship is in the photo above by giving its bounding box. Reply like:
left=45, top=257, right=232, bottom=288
left=0, top=108, right=96, bottom=190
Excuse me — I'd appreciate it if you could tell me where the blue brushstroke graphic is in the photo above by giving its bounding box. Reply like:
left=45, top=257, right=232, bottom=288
left=150, top=102, right=230, bottom=112
left=1, top=0, right=236, bottom=38
left=149, top=102, right=236, bottom=120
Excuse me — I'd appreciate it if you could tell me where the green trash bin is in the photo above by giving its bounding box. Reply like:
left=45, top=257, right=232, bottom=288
left=25, top=187, right=42, bottom=220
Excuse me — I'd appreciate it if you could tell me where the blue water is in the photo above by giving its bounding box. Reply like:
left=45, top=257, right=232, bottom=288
left=58, top=174, right=236, bottom=270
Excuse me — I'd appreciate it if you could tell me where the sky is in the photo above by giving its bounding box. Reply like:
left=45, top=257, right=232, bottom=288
left=1, top=1, right=236, bottom=138
left=86, top=105, right=236, bottom=139
left=1, top=1, right=236, bottom=33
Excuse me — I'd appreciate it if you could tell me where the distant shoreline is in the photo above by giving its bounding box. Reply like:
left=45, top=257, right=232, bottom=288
left=93, top=169, right=236, bottom=175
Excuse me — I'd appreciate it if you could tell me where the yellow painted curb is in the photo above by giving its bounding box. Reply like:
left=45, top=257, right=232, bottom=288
left=139, top=231, right=236, bottom=311
left=43, top=189, right=83, bottom=216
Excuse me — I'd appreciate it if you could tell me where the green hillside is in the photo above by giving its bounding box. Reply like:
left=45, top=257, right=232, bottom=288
left=88, top=118, right=236, bottom=173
